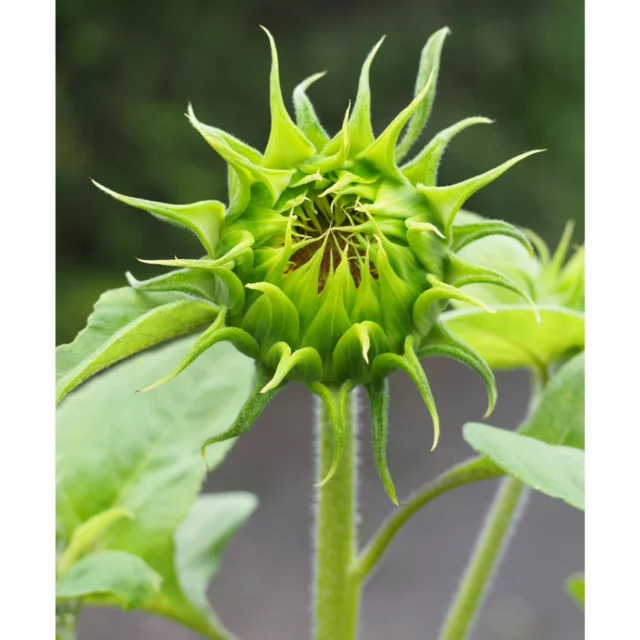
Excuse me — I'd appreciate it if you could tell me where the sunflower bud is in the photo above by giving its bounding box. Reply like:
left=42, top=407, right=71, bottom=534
left=94, top=27, right=542, bottom=501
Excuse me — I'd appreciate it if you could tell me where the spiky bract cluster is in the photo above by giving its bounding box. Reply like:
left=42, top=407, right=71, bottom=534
left=95, top=27, right=542, bottom=502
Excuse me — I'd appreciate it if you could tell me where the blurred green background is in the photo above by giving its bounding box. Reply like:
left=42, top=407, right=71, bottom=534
left=56, top=0, right=583, bottom=345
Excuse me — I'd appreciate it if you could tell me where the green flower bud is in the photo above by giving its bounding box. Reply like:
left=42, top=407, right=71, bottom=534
left=94, top=27, right=543, bottom=501
left=452, top=211, right=584, bottom=312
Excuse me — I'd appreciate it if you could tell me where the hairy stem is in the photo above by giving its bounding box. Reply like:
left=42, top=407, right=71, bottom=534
left=313, top=388, right=361, bottom=640
left=437, top=372, right=545, bottom=640
left=438, top=476, right=529, bottom=640
left=351, top=457, right=504, bottom=583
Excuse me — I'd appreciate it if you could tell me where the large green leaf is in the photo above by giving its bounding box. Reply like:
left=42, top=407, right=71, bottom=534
left=441, top=305, right=584, bottom=371
left=57, top=335, right=256, bottom=637
left=56, top=287, right=219, bottom=404
left=565, top=573, right=585, bottom=608
left=138, top=493, right=257, bottom=638
left=463, top=354, right=584, bottom=508
left=464, top=424, right=584, bottom=510
left=57, top=333, right=254, bottom=553
left=56, top=550, right=162, bottom=611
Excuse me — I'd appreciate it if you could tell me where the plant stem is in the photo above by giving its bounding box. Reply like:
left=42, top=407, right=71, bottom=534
left=437, top=372, right=546, bottom=640
left=351, top=457, right=504, bottom=584
left=313, top=387, right=360, bottom=640
left=438, top=476, right=529, bottom=640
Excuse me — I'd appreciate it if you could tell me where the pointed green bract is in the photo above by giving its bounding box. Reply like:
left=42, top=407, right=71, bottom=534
left=348, top=37, right=385, bottom=155
left=293, top=71, right=330, bottom=151
left=333, top=321, right=390, bottom=383
left=396, top=27, right=450, bottom=162
left=261, top=27, right=317, bottom=168
left=367, top=379, right=399, bottom=504
left=93, top=181, right=225, bottom=257
left=451, top=219, right=533, bottom=255
left=413, top=274, right=494, bottom=337
left=418, top=150, right=544, bottom=230
left=358, top=73, right=434, bottom=179
left=243, top=282, right=300, bottom=357
left=419, top=322, right=497, bottom=417
left=301, top=256, right=353, bottom=374
left=262, top=342, right=323, bottom=392
left=139, top=310, right=259, bottom=393
left=84, top=27, right=554, bottom=498
left=373, top=336, right=440, bottom=450
left=126, top=269, right=220, bottom=302
left=308, top=104, right=351, bottom=174
left=308, top=381, right=355, bottom=486
left=448, top=254, right=540, bottom=322
left=374, top=243, right=417, bottom=350
left=200, top=367, right=280, bottom=457
left=187, top=105, right=294, bottom=204
left=402, top=117, right=493, bottom=186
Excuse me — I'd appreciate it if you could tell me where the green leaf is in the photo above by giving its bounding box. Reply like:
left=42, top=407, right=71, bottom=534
left=57, top=335, right=256, bottom=636
left=57, top=507, right=134, bottom=575
left=441, top=305, right=584, bottom=371
left=56, top=550, right=162, bottom=611
left=141, top=493, right=257, bottom=638
left=56, top=334, right=254, bottom=550
left=565, top=573, right=585, bottom=608
left=56, top=287, right=219, bottom=404
left=464, top=424, right=585, bottom=510
left=519, top=352, right=585, bottom=449
left=175, top=494, right=257, bottom=609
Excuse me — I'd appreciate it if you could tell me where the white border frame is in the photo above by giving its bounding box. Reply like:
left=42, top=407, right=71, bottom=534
left=586, top=0, right=640, bottom=637
left=2, top=0, right=639, bottom=637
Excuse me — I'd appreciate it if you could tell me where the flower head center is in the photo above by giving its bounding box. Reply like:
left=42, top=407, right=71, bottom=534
left=286, top=189, right=376, bottom=289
